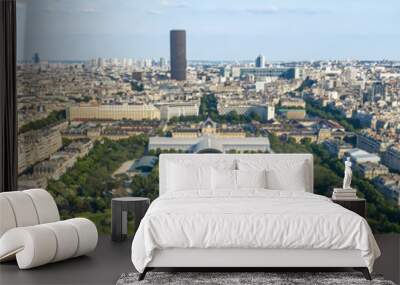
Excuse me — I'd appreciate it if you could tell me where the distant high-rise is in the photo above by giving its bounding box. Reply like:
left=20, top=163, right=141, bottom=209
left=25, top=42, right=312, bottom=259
left=159, top=57, right=166, bottom=69
left=255, top=54, right=265, bottom=68
left=32, top=53, right=40, bottom=64
left=170, top=30, right=187, bottom=81
left=371, top=81, right=385, bottom=97
left=97, top=57, right=105, bottom=68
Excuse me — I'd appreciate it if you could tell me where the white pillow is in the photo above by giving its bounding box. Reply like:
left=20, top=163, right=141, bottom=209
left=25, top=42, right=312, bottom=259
left=167, top=162, right=212, bottom=192
left=212, top=168, right=237, bottom=191
left=266, top=165, right=307, bottom=191
left=236, top=169, right=267, bottom=189
left=237, top=159, right=309, bottom=192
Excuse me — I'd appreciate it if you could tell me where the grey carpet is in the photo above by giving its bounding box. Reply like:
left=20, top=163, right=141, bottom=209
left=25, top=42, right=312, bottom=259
left=116, top=272, right=396, bottom=285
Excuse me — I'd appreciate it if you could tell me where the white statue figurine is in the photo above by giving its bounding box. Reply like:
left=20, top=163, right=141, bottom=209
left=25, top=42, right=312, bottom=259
left=343, top=157, right=352, bottom=190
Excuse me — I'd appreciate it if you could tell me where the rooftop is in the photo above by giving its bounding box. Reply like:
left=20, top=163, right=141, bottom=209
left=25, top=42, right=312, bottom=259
left=346, top=148, right=381, bottom=163
left=129, top=156, right=158, bottom=172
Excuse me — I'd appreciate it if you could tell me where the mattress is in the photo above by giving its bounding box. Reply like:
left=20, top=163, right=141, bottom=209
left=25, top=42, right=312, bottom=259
left=131, top=190, right=380, bottom=273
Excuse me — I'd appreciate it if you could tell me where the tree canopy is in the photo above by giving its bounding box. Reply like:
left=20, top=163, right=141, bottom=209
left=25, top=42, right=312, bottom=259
left=269, top=134, right=400, bottom=233
left=19, top=110, right=66, bottom=134
left=47, top=135, right=147, bottom=233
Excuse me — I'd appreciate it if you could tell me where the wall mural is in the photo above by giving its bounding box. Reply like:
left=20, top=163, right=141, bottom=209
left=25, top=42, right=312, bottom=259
left=16, top=0, right=400, bottom=234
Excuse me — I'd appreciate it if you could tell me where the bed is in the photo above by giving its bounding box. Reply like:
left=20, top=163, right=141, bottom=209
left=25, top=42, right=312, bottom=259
left=131, top=154, right=381, bottom=280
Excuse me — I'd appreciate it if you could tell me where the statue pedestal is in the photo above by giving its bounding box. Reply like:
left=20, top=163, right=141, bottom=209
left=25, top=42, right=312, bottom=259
left=332, top=188, right=357, bottom=200
left=333, top=188, right=356, bottom=192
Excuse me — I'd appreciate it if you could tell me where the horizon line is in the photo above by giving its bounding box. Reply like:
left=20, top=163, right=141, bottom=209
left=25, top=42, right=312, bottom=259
left=17, top=58, right=400, bottom=64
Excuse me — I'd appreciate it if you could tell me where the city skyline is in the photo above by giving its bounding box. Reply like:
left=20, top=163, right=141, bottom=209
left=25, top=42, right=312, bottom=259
left=16, top=0, right=400, bottom=61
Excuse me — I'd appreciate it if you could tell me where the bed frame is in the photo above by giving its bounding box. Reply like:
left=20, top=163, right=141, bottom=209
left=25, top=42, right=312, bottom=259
left=139, top=248, right=370, bottom=280
left=138, top=154, right=372, bottom=281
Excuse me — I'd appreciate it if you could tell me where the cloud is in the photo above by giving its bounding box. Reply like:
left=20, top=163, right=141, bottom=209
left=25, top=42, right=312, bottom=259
left=247, top=7, right=330, bottom=16
left=145, top=0, right=189, bottom=15
left=206, top=6, right=330, bottom=16
left=245, top=6, right=280, bottom=15
left=41, top=6, right=98, bottom=15
left=147, top=9, right=163, bottom=15
left=159, top=0, right=189, bottom=9
left=79, top=7, right=98, bottom=14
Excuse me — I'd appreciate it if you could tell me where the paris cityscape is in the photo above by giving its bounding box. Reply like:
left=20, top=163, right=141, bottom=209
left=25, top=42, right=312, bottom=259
left=16, top=28, right=400, bottom=233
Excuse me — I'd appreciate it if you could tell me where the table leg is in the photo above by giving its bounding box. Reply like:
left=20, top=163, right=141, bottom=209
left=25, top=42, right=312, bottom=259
left=111, top=201, right=122, bottom=242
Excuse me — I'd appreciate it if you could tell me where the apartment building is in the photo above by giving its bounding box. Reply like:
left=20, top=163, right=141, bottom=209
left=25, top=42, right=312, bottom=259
left=373, top=174, right=400, bottom=206
left=237, top=67, right=297, bottom=80
left=18, top=128, right=63, bottom=174
left=280, top=98, right=306, bottom=109
left=33, top=154, right=77, bottom=180
left=218, top=104, right=275, bottom=121
left=356, top=162, right=389, bottom=179
left=323, top=139, right=353, bottom=159
left=68, top=103, right=161, bottom=121
left=159, top=103, right=199, bottom=121
left=356, top=131, right=392, bottom=154
left=382, top=146, right=400, bottom=172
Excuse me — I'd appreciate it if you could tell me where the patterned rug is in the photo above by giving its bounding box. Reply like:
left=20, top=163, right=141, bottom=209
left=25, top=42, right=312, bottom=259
left=116, top=271, right=396, bottom=285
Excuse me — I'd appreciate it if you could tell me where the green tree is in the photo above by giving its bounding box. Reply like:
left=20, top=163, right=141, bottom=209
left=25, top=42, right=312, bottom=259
left=305, top=98, right=359, bottom=132
left=226, top=111, right=240, bottom=124
left=47, top=135, right=148, bottom=233
left=19, top=110, right=67, bottom=133
left=269, top=133, right=400, bottom=233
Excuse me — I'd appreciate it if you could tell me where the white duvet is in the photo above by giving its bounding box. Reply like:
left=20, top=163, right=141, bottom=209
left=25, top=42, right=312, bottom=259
left=131, top=190, right=381, bottom=273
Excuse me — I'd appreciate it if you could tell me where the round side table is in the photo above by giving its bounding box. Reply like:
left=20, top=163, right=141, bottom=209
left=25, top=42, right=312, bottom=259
left=111, top=197, right=150, bottom=242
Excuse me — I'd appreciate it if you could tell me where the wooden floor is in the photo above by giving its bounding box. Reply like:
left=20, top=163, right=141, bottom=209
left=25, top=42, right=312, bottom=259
left=0, top=234, right=399, bottom=285
left=0, top=236, right=134, bottom=285
left=374, top=234, right=400, bottom=284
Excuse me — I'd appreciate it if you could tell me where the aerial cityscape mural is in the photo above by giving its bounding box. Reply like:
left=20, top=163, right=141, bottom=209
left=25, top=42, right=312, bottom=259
left=16, top=0, right=400, bottom=234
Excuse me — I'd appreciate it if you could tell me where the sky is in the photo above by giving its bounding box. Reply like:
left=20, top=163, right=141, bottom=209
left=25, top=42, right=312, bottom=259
left=16, top=0, right=400, bottom=61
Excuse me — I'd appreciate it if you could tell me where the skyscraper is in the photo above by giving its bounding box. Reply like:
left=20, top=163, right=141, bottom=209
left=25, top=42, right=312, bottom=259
left=170, top=30, right=187, bottom=81
left=371, top=81, right=385, bottom=98
left=32, top=53, right=40, bottom=64
left=255, top=54, right=265, bottom=68
left=159, top=57, right=166, bottom=69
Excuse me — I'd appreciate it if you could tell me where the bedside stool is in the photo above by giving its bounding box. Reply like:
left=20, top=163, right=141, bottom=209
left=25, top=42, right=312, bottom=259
left=111, top=197, right=150, bottom=242
left=331, top=198, right=366, bottom=218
